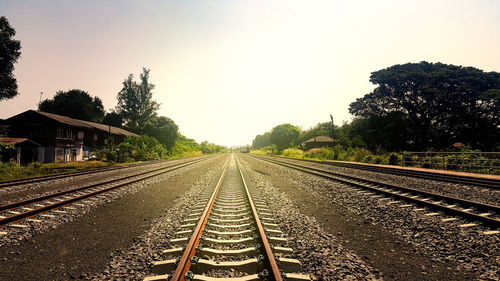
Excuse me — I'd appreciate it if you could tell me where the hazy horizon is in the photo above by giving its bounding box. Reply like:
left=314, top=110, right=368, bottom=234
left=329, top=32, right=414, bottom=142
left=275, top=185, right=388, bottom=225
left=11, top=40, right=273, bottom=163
left=1, top=0, right=499, bottom=146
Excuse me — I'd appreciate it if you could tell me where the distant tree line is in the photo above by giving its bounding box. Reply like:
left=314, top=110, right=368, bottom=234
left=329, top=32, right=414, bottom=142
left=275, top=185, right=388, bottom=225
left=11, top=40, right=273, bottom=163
left=253, top=62, right=500, bottom=153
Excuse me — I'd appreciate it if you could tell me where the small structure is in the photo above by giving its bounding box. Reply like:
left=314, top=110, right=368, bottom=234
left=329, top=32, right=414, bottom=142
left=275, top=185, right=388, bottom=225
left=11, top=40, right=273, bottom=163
left=4, top=110, right=138, bottom=163
left=0, top=137, right=40, bottom=164
left=302, top=136, right=335, bottom=150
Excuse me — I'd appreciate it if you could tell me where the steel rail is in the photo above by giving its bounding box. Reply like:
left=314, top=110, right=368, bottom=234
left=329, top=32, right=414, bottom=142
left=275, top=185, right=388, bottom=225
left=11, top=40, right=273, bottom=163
left=0, top=156, right=213, bottom=226
left=0, top=155, right=208, bottom=189
left=262, top=155, right=500, bottom=189
left=252, top=155, right=500, bottom=228
left=170, top=156, right=231, bottom=281
left=0, top=160, right=167, bottom=188
left=0, top=157, right=209, bottom=212
left=235, top=156, right=282, bottom=281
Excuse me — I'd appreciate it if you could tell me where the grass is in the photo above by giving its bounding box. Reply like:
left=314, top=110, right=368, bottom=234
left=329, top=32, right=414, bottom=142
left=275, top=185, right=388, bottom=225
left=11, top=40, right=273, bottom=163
left=0, top=161, right=114, bottom=182
left=170, top=150, right=203, bottom=159
left=280, top=148, right=304, bottom=159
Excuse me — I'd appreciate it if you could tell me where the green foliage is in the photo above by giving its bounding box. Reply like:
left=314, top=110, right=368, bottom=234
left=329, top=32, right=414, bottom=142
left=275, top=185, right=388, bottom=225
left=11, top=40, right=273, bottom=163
left=298, top=122, right=332, bottom=144
left=0, top=141, right=14, bottom=162
left=38, top=89, right=105, bottom=122
left=388, top=153, right=400, bottom=165
left=120, top=135, right=166, bottom=161
left=250, top=146, right=275, bottom=156
left=0, top=161, right=111, bottom=181
left=171, top=135, right=201, bottom=157
left=349, top=61, right=500, bottom=151
left=281, top=148, right=303, bottom=159
left=96, top=135, right=166, bottom=162
left=252, top=132, right=271, bottom=149
left=102, top=111, right=123, bottom=127
left=270, top=123, right=300, bottom=152
left=145, top=116, right=179, bottom=151
left=0, top=16, right=21, bottom=101
left=200, top=141, right=226, bottom=154
left=116, top=68, right=160, bottom=134
left=303, top=148, right=335, bottom=160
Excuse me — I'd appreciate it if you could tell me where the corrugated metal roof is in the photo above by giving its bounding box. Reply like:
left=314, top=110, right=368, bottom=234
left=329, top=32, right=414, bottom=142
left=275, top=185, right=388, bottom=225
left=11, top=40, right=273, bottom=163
left=79, top=120, right=139, bottom=136
left=0, top=137, right=40, bottom=146
left=36, top=111, right=95, bottom=128
left=34, top=111, right=138, bottom=137
left=304, top=136, right=335, bottom=143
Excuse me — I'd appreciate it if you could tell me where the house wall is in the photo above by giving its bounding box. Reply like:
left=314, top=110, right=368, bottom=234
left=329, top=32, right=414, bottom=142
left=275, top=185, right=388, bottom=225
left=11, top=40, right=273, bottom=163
left=45, top=146, right=55, bottom=163
left=37, top=147, right=45, bottom=163
left=6, top=111, right=134, bottom=163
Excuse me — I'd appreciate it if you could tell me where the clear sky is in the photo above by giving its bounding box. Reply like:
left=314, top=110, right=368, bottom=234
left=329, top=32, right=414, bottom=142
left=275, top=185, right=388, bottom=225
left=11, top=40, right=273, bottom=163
left=1, top=0, right=499, bottom=147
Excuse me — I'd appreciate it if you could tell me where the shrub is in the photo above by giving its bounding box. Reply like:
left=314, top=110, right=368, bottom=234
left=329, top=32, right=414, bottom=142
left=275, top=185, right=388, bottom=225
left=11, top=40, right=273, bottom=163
left=388, top=153, right=399, bottom=165
left=304, top=147, right=335, bottom=160
left=281, top=148, right=303, bottom=159
left=364, top=155, right=373, bottom=163
left=353, top=148, right=372, bottom=162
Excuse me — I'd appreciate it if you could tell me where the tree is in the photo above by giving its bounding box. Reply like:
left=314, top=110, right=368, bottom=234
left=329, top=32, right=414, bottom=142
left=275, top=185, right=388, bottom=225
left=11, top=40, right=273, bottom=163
left=116, top=68, right=160, bottom=134
left=0, top=16, right=22, bottom=101
left=144, top=116, right=178, bottom=151
left=102, top=111, right=123, bottom=128
left=270, top=123, right=300, bottom=152
left=251, top=132, right=271, bottom=149
left=38, top=89, right=105, bottom=122
left=200, top=141, right=226, bottom=154
left=298, top=122, right=331, bottom=144
left=349, top=62, right=500, bottom=151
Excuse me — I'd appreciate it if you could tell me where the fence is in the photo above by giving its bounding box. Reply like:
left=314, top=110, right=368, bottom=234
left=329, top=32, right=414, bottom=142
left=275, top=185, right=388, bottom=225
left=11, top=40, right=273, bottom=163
left=401, top=152, right=500, bottom=173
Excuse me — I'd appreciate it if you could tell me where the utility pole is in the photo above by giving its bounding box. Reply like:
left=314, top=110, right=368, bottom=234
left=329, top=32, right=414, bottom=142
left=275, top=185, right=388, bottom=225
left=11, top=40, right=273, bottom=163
left=330, top=114, right=334, bottom=139
left=39, top=92, right=43, bottom=106
left=108, top=125, right=112, bottom=149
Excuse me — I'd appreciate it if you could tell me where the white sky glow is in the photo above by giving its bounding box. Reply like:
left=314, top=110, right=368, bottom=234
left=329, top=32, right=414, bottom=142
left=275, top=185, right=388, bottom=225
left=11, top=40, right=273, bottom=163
left=1, top=0, right=499, bottom=146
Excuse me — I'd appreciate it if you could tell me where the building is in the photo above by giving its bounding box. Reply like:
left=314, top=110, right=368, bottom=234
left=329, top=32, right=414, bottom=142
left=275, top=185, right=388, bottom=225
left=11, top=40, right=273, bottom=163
left=302, top=135, right=335, bottom=150
left=0, top=137, right=40, bottom=164
left=3, top=110, right=138, bottom=163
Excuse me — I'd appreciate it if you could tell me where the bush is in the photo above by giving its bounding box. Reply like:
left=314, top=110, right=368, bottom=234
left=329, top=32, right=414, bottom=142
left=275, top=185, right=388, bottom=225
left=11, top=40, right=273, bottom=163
left=304, top=147, right=335, bottom=160
left=0, top=161, right=111, bottom=181
left=281, top=148, right=303, bottom=159
left=364, top=155, right=373, bottom=163
left=388, top=153, right=399, bottom=165
left=250, top=146, right=275, bottom=156
left=171, top=135, right=201, bottom=157
left=353, top=148, right=371, bottom=162
left=97, top=135, right=167, bottom=163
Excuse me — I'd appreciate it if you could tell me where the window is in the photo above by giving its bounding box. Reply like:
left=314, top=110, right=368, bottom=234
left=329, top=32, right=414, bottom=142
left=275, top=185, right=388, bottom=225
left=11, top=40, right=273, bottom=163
left=57, top=129, right=64, bottom=138
left=66, top=129, right=74, bottom=139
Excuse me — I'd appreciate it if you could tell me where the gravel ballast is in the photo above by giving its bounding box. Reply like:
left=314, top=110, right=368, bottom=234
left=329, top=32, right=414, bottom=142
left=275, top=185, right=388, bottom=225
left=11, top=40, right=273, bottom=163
left=0, top=157, right=208, bottom=205
left=238, top=157, right=382, bottom=280
left=0, top=155, right=228, bottom=281
left=268, top=156, right=500, bottom=206
left=241, top=155, right=496, bottom=280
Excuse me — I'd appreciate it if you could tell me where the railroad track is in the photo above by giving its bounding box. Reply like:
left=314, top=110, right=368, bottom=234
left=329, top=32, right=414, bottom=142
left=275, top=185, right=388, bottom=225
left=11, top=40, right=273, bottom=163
left=268, top=156, right=500, bottom=190
left=249, top=155, right=500, bottom=233
left=0, top=156, right=213, bottom=228
left=0, top=158, right=185, bottom=189
left=145, top=155, right=310, bottom=281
